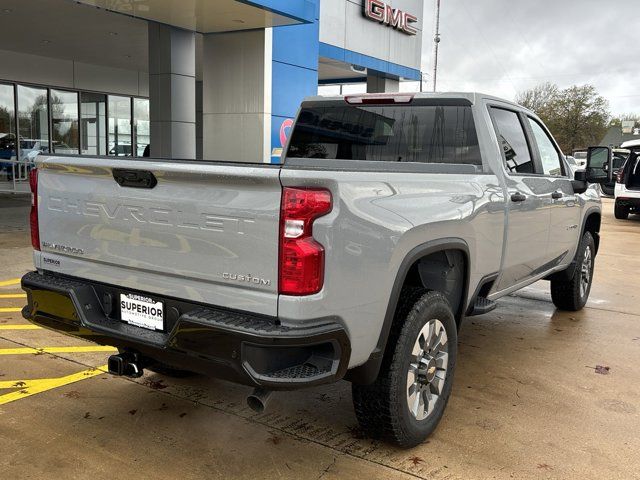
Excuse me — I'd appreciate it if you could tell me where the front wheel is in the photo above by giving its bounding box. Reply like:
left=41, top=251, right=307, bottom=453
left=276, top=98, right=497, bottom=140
left=352, top=290, right=457, bottom=448
left=550, top=231, right=595, bottom=311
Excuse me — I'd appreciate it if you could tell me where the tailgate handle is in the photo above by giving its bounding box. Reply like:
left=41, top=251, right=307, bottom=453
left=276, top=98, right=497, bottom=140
left=112, top=169, right=157, bottom=189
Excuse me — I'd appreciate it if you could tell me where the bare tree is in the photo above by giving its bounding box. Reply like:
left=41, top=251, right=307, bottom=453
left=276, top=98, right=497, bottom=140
left=516, top=83, right=610, bottom=153
left=515, top=82, right=558, bottom=115
left=547, top=85, right=610, bottom=153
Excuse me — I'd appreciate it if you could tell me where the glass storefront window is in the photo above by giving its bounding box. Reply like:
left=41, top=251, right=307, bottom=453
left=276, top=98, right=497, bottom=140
left=0, top=84, right=17, bottom=183
left=2, top=82, right=151, bottom=160
left=17, top=85, right=50, bottom=160
left=108, top=95, right=132, bottom=156
left=134, top=98, right=150, bottom=157
left=81, top=92, right=106, bottom=156
left=51, top=90, right=79, bottom=154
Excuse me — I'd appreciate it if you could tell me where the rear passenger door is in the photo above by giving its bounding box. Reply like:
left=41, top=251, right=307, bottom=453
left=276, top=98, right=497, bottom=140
left=489, top=107, right=553, bottom=291
left=526, top=116, right=581, bottom=265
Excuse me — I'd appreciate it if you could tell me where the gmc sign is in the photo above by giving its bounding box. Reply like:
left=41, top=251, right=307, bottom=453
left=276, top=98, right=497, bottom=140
left=363, top=0, right=418, bottom=36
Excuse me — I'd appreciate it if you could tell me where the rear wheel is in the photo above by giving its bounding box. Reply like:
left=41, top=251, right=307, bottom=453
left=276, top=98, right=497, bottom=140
left=550, top=232, right=595, bottom=311
left=614, top=201, right=629, bottom=220
left=352, top=290, right=457, bottom=448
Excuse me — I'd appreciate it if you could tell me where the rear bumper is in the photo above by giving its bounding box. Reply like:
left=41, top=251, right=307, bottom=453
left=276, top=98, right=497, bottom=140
left=616, top=196, right=640, bottom=208
left=21, top=271, right=350, bottom=390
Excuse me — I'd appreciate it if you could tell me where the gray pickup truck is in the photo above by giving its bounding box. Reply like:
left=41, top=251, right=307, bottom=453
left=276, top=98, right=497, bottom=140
left=22, top=92, right=610, bottom=447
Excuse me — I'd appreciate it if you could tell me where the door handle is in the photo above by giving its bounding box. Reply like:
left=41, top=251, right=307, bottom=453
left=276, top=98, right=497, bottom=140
left=551, top=191, right=563, bottom=199
left=112, top=169, right=157, bottom=189
left=510, top=192, right=527, bottom=202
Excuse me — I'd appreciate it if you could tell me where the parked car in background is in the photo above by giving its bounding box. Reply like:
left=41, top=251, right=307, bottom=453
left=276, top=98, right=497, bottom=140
left=19, top=140, right=45, bottom=162
left=565, top=155, right=583, bottom=177
left=600, top=149, right=630, bottom=197
left=0, top=133, right=16, bottom=179
left=573, top=150, right=588, bottom=167
left=108, top=144, right=133, bottom=156
left=611, top=140, right=640, bottom=219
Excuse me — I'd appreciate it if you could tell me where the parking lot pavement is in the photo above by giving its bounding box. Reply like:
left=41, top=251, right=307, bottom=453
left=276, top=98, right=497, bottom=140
left=0, top=195, right=639, bottom=480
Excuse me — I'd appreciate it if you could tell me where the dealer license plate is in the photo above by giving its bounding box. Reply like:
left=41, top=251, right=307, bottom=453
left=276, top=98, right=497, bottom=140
left=120, top=293, right=164, bottom=331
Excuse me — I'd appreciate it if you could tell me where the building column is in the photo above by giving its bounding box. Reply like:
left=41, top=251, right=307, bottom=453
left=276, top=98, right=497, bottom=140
left=202, top=2, right=319, bottom=164
left=202, top=29, right=273, bottom=163
left=148, top=23, right=196, bottom=159
left=366, top=71, right=400, bottom=93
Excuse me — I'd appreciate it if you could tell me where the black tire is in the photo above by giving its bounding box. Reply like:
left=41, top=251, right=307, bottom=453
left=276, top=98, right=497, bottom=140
left=352, top=290, right=457, bottom=448
left=614, top=201, right=629, bottom=220
left=550, top=231, right=595, bottom=311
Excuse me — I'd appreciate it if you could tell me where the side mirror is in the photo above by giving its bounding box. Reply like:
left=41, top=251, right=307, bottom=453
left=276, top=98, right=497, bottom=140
left=571, top=170, right=588, bottom=194
left=586, top=146, right=613, bottom=184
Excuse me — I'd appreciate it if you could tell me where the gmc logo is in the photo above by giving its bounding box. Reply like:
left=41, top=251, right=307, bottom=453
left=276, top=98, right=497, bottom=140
left=363, top=0, right=418, bottom=36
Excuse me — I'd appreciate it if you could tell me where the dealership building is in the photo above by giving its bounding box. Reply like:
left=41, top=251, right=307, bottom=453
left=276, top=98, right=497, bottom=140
left=0, top=0, right=424, bottom=192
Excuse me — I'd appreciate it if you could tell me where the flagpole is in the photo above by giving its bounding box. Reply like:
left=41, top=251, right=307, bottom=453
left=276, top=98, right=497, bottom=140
left=432, top=0, right=441, bottom=92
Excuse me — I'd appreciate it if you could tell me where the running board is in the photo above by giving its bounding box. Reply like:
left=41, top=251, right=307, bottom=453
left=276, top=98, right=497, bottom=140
left=467, top=297, right=497, bottom=316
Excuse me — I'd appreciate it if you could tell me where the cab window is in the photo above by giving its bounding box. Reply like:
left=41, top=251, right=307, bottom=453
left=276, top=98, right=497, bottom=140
left=489, top=107, right=534, bottom=174
left=527, top=117, right=564, bottom=176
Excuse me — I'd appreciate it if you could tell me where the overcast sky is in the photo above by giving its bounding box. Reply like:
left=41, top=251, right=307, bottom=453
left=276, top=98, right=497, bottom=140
left=415, top=0, right=639, bottom=116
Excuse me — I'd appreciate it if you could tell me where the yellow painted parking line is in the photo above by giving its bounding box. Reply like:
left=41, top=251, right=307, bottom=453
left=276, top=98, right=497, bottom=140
left=0, top=278, right=21, bottom=287
left=0, top=325, right=41, bottom=330
left=0, top=365, right=108, bottom=406
left=0, top=307, right=23, bottom=313
left=0, top=346, right=117, bottom=355
left=0, top=293, right=26, bottom=299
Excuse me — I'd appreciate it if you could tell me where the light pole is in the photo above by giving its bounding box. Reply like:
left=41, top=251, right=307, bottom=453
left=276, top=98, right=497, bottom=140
left=432, top=0, right=441, bottom=92
left=420, top=72, right=429, bottom=93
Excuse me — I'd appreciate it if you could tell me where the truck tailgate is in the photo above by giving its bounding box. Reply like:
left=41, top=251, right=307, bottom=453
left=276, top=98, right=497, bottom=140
left=35, top=156, right=282, bottom=316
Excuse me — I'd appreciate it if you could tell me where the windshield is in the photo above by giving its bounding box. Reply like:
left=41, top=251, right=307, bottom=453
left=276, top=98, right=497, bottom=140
left=287, top=104, right=481, bottom=166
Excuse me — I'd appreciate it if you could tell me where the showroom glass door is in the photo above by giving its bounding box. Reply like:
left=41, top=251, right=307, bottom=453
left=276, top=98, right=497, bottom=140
left=134, top=98, right=150, bottom=157
left=81, top=92, right=106, bottom=156
left=51, top=89, right=80, bottom=154
left=108, top=95, right=132, bottom=156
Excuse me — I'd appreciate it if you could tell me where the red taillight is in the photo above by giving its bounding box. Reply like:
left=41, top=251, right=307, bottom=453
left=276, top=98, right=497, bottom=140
left=279, top=188, right=332, bottom=296
left=29, top=168, right=40, bottom=251
left=616, top=169, right=625, bottom=184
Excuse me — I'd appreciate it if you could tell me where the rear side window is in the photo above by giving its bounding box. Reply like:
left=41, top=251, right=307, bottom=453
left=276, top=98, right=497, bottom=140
left=287, top=104, right=481, bottom=166
left=490, top=108, right=534, bottom=174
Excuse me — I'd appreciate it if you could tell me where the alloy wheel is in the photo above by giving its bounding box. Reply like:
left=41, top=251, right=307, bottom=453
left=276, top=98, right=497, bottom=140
left=580, top=245, right=593, bottom=299
left=406, top=319, right=449, bottom=421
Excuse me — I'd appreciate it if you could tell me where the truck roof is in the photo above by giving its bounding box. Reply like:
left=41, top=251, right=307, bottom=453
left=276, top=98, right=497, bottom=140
left=305, top=92, right=528, bottom=111
left=620, top=139, right=640, bottom=149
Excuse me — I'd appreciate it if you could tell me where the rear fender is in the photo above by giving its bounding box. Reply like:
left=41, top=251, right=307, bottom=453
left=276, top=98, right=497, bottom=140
left=345, top=238, right=470, bottom=385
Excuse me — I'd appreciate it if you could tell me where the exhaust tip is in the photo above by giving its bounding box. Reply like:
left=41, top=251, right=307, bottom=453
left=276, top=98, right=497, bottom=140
left=247, top=388, right=272, bottom=413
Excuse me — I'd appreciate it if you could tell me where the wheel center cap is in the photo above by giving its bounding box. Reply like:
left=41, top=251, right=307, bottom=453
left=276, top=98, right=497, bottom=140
left=423, top=357, right=437, bottom=383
